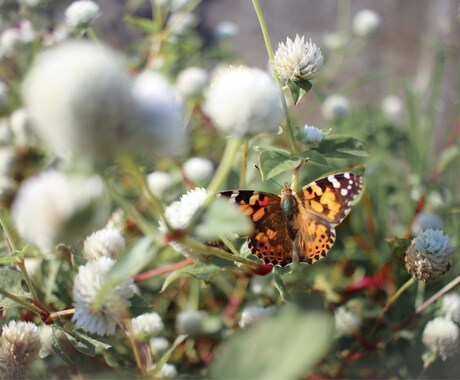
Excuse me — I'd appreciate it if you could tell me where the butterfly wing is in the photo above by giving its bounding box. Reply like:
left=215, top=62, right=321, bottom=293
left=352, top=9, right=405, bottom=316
left=218, top=190, right=294, bottom=266
left=295, top=172, right=364, bottom=264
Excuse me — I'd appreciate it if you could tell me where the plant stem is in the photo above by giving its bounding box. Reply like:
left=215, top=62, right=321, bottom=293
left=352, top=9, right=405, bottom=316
left=49, top=308, right=76, bottom=320
left=135, top=258, right=194, bottom=282
left=0, top=210, right=17, bottom=253
left=240, top=137, right=249, bottom=189
left=0, top=288, right=44, bottom=316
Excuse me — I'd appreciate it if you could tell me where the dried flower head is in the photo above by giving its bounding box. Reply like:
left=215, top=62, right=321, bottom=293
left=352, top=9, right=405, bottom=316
left=422, top=317, right=459, bottom=360
left=83, top=227, right=125, bottom=260
left=65, top=0, right=101, bottom=29
left=72, top=257, right=137, bottom=336
left=441, top=293, right=460, bottom=324
left=405, top=229, right=453, bottom=282
left=272, top=35, right=324, bottom=81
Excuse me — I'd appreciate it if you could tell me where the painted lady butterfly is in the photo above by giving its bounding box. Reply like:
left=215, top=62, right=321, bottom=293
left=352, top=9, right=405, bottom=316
left=219, top=172, right=364, bottom=267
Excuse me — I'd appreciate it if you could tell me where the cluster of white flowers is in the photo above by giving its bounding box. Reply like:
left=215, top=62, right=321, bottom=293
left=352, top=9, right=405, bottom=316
left=129, top=312, right=165, bottom=338
left=147, top=170, right=176, bottom=198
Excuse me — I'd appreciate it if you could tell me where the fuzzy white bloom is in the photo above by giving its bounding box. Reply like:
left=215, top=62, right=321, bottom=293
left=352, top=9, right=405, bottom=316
left=405, top=229, right=453, bottom=282
left=65, top=0, right=101, bottom=29
left=150, top=337, right=170, bottom=355
left=272, top=35, right=323, bottom=81
left=298, top=125, right=325, bottom=146
left=214, top=21, right=239, bottom=39
left=239, top=306, right=275, bottom=329
left=411, top=212, right=443, bottom=236
left=149, top=363, right=178, bottom=378
left=12, top=171, right=109, bottom=251
left=183, top=157, right=214, bottom=183
left=0, top=81, right=8, bottom=106
left=204, top=66, right=283, bottom=136
left=353, top=9, right=381, bottom=37
left=0, top=320, right=41, bottom=378
left=176, top=67, right=209, bottom=98
left=422, top=317, right=459, bottom=360
left=129, top=312, right=164, bottom=337
left=381, top=95, right=403, bottom=122
left=147, top=171, right=175, bottom=198
left=0, top=20, right=36, bottom=58
left=176, top=310, right=205, bottom=336
left=130, top=71, right=186, bottom=157
left=334, top=306, right=362, bottom=337
left=72, top=257, right=137, bottom=336
left=16, top=19, right=35, bottom=43
left=23, top=40, right=134, bottom=163
left=322, top=94, right=351, bottom=121
left=83, top=227, right=125, bottom=260
left=9, top=107, right=36, bottom=146
left=441, top=293, right=460, bottom=324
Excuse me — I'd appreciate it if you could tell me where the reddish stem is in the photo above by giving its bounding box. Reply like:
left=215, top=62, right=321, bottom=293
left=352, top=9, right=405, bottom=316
left=134, top=259, right=194, bottom=282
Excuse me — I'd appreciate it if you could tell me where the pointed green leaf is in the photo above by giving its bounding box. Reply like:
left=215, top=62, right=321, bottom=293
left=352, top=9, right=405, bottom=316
left=286, top=80, right=301, bottom=104
left=295, top=150, right=330, bottom=167
left=65, top=331, right=97, bottom=356
left=258, top=150, right=301, bottom=180
left=49, top=329, right=75, bottom=366
left=315, top=135, right=368, bottom=158
left=124, top=16, right=160, bottom=34
left=438, top=146, right=459, bottom=173
left=161, top=262, right=224, bottom=292
left=129, top=293, right=153, bottom=318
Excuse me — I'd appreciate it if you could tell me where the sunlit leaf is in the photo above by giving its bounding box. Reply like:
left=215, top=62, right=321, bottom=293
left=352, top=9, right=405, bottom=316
left=258, top=150, right=301, bottom=180
left=315, top=135, right=368, bottom=158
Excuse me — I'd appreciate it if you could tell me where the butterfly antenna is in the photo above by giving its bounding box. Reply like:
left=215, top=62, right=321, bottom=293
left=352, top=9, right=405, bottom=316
left=254, top=164, right=283, bottom=189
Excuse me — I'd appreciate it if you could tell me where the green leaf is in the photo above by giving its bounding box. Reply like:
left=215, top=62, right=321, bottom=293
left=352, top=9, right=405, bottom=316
left=129, top=293, right=153, bottom=318
left=209, top=305, right=334, bottom=379
left=315, top=135, right=368, bottom=158
left=286, top=79, right=312, bottom=105
left=438, top=146, right=460, bottom=173
left=65, top=331, right=97, bottom=356
left=124, top=16, right=160, bottom=34
left=295, top=150, right=330, bottom=167
left=0, top=253, right=20, bottom=265
left=253, top=145, right=292, bottom=155
left=49, top=329, right=75, bottom=366
left=195, top=198, right=253, bottom=240
left=258, top=150, right=302, bottom=180
left=67, top=331, right=111, bottom=353
left=0, top=267, right=29, bottom=309
left=161, top=262, right=224, bottom=292
left=149, top=335, right=187, bottom=377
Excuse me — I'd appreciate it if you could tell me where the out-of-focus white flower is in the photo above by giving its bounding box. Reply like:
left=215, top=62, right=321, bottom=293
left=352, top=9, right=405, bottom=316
left=9, top=108, right=36, bottom=146
left=411, top=212, right=443, bottom=236
left=0, top=320, right=41, bottom=379
left=176, top=310, right=205, bottom=336
left=0, top=81, right=8, bottom=106
left=214, top=21, right=239, bottom=39
left=150, top=337, right=170, bottom=355
left=298, top=125, right=325, bottom=146
left=176, top=67, right=209, bottom=98
left=272, top=35, right=323, bottom=81
left=167, top=12, right=197, bottom=37
left=65, top=0, right=101, bottom=29
left=42, top=25, right=69, bottom=47
left=183, top=157, right=214, bottom=183
left=381, top=95, right=403, bottom=122
left=12, top=171, right=109, bottom=252
left=204, top=66, right=283, bottom=137
left=83, top=227, right=125, bottom=260
left=130, top=71, right=186, bottom=158
left=129, top=312, right=164, bottom=338
left=405, top=229, right=453, bottom=282
left=17, top=20, right=35, bottom=43
left=322, top=94, right=350, bottom=121
left=323, top=32, right=347, bottom=51
left=352, top=9, right=381, bottom=37
left=422, top=316, right=459, bottom=360
left=334, top=306, right=362, bottom=337
left=0, top=20, right=35, bottom=58
left=147, top=171, right=175, bottom=198
left=23, top=40, right=134, bottom=164
left=72, top=257, right=137, bottom=336
left=441, top=293, right=460, bottom=324
left=148, top=363, right=178, bottom=378
left=239, top=306, right=275, bottom=329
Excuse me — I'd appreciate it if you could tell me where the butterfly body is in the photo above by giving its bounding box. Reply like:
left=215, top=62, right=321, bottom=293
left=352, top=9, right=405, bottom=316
left=219, top=172, right=364, bottom=267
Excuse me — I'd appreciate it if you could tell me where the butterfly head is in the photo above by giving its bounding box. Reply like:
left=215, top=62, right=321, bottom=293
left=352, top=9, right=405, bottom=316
left=280, top=183, right=296, bottom=217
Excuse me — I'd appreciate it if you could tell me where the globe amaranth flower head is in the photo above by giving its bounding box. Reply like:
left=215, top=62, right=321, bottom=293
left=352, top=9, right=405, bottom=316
left=352, top=9, right=381, bottom=37
left=411, top=211, right=443, bottom=236
left=147, top=171, right=175, bottom=198
left=272, top=35, right=324, bottom=81
left=183, top=157, right=214, bottom=183
left=12, top=170, right=109, bottom=252
left=422, top=316, right=459, bottom=360
left=83, top=227, right=126, bottom=260
left=72, top=256, right=137, bottom=336
left=128, top=312, right=164, bottom=338
left=0, top=321, right=41, bottom=379
left=65, top=0, right=101, bottom=29
left=176, top=66, right=209, bottom=98
left=441, top=293, right=460, bottom=324
left=204, top=66, right=283, bottom=137
left=405, top=229, right=453, bottom=282
left=298, top=124, right=325, bottom=146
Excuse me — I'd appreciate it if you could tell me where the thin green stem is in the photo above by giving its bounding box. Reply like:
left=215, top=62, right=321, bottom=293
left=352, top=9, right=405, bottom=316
left=240, top=138, right=249, bottom=189
left=0, top=210, right=17, bottom=253
left=219, top=235, right=241, bottom=256
left=0, top=288, right=44, bottom=316
left=17, top=262, right=40, bottom=305
left=415, top=281, right=426, bottom=308
left=252, top=0, right=298, bottom=154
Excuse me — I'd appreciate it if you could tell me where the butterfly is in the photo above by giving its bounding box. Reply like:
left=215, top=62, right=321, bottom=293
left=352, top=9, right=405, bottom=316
left=218, top=172, right=364, bottom=267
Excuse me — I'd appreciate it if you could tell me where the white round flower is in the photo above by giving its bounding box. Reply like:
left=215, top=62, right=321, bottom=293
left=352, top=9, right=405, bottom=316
left=214, top=21, right=239, bottom=39
left=334, top=306, right=362, bottom=337
left=83, top=227, right=125, bottom=260
left=65, top=0, right=101, bottom=29
left=322, top=94, right=350, bottom=121
left=323, top=32, right=347, bottom=51
left=147, top=171, right=175, bottom=198
left=353, top=9, right=381, bottom=37
left=23, top=40, right=135, bottom=164
left=130, top=71, right=186, bottom=158
left=9, top=108, right=36, bottom=146
left=422, top=317, right=459, bottom=360
left=148, top=363, right=178, bottom=378
left=411, top=212, right=443, bottom=236
left=12, top=171, right=109, bottom=251
left=176, top=310, right=205, bottom=336
left=381, top=95, right=403, bottom=122
left=183, top=157, right=214, bottom=183
left=239, top=306, right=275, bottom=329
left=150, top=337, right=170, bottom=355
left=405, top=229, right=453, bottom=282
left=129, top=312, right=164, bottom=337
left=441, top=293, right=460, bottom=324
left=176, top=67, right=209, bottom=98
left=72, top=257, right=137, bottom=336
left=298, top=125, right=325, bottom=146
left=204, top=66, right=283, bottom=136
left=16, top=20, right=35, bottom=43
left=272, top=35, right=324, bottom=81
left=0, top=28, right=22, bottom=57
